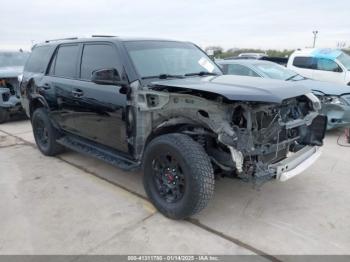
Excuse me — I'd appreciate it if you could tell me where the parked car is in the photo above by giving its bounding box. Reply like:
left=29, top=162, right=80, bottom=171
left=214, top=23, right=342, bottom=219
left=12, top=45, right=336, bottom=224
left=218, top=59, right=350, bottom=129
left=222, top=55, right=288, bottom=66
left=287, top=48, right=350, bottom=85
left=0, top=51, right=30, bottom=123
left=20, top=37, right=326, bottom=219
left=238, top=52, right=266, bottom=59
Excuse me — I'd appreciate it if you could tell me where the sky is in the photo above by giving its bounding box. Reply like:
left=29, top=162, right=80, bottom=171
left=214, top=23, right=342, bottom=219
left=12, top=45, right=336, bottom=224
left=1, top=0, right=349, bottom=51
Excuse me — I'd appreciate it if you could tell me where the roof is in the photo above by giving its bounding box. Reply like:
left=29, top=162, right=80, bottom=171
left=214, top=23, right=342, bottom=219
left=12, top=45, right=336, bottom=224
left=292, top=48, right=343, bottom=59
left=33, top=36, right=185, bottom=48
left=217, top=59, right=275, bottom=66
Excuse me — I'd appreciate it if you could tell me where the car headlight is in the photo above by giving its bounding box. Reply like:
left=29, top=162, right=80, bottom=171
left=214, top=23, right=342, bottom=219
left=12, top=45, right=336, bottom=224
left=17, top=74, right=23, bottom=83
left=305, top=92, right=322, bottom=110
left=323, top=96, right=348, bottom=106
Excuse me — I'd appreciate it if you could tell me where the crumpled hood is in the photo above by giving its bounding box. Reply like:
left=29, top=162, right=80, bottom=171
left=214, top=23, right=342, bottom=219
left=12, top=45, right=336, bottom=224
left=300, top=79, right=350, bottom=96
left=150, top=75, right=311, bottom=103
left=0, top=66, right=23, bottom=78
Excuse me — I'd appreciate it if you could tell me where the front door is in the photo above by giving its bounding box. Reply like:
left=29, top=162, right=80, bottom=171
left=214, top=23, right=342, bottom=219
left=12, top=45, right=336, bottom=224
left=69, top=42, right=128, bottom=153
left=312, top=57, right=345, bottom=84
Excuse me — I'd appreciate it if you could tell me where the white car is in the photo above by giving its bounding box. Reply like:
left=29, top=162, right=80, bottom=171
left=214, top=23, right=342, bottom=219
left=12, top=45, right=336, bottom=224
left=238, top=52, right=266, bottom=59
left=287, top=48, right=350, bottom=85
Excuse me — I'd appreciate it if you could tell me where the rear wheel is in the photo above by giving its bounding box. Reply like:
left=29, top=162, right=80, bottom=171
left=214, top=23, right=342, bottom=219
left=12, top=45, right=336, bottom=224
left=0, top=108, right=9, bottom=124
left=143, top=133, right=215, bottom=219
left=32, top=108, right=64, bottom=156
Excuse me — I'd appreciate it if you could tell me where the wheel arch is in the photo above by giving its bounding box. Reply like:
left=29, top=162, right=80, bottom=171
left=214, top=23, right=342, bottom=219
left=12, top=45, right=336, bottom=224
left=141, top=117, right=216, bottom=163
left=29, top=96, right=50, bottom=118
left=145, top=117, right=205, bottom=147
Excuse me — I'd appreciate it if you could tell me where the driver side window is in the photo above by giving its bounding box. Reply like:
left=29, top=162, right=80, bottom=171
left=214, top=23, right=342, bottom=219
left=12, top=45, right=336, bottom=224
left=316, top=58, right=342, bottom=72
left=80, top=44, right=119, bottom=80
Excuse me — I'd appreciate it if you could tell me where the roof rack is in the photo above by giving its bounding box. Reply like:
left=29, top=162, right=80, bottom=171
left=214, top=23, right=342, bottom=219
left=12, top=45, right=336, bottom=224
left=45, top=37, right=78, bottom=43
left=91, top=35, right=116, bottom=38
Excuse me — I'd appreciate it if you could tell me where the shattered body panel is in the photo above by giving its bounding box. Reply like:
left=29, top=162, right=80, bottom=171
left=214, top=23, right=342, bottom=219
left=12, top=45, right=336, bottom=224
left=151, top=75, right=311, bottom=103
left=321, top=102, right=350, bottom=129
left=298, top=80, right=350, bottom=129
left=130, top=76, right=325, bottom=183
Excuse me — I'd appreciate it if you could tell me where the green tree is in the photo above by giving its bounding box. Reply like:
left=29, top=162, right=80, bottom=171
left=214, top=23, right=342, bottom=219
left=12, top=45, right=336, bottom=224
left=207, top=47, right=295, bottom=59
left=205, top=46, right=224, bottom=57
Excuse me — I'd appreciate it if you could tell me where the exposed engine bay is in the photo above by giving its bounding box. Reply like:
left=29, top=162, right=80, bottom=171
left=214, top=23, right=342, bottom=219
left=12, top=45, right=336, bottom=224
left=129, top=82, right=326, bottom=184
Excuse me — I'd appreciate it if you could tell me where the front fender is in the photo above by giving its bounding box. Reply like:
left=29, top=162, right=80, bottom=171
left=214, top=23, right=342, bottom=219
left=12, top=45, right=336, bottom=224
left=29, top=94, right=50, bottom=116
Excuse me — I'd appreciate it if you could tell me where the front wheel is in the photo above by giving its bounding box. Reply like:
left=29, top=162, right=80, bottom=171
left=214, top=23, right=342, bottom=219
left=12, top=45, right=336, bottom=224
left=143, top=133, right=215, bottom=219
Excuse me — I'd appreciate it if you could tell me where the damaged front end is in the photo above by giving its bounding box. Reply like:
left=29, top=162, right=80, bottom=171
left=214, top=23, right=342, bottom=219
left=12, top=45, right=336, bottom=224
left=221, top=93, right=326, bottom=183
left=0, top=78, right=23, bottom=113
left=130, top=81, right=326, bottom=184
left=317, top=94, right=350, bottom=130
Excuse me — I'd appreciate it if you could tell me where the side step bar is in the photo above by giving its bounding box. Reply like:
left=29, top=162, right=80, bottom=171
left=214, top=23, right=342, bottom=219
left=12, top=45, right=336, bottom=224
left=57, top=136, right=141, bottom=171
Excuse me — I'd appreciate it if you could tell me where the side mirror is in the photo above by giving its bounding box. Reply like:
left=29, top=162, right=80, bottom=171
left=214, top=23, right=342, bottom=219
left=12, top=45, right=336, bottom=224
left=91, top=68, right=128, bottom=86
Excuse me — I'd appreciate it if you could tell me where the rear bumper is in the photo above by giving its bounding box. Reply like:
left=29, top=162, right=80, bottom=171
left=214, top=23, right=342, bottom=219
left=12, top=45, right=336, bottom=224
left=269, top=146, right=322, bottom=182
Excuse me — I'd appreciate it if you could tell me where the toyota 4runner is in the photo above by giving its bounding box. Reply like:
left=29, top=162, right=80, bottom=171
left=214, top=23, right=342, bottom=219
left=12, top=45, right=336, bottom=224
left=20, top=37, right=326, bottom=219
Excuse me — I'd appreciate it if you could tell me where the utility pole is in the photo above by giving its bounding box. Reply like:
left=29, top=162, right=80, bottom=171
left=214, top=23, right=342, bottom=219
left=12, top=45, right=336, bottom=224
left=312, top=30, right=318, bottom=48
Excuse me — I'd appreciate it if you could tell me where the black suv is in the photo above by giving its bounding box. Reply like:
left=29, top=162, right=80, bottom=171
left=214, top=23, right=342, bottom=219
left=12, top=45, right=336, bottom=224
left=20, top=36, right=326, bottom=219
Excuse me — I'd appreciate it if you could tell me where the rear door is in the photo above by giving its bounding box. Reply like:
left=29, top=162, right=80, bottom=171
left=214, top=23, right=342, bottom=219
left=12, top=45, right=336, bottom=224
left=43, top=44, right=80, bottom=133
left=69, top=42, right=128, bottom=153
left=289, top=56, right=315, bottom=79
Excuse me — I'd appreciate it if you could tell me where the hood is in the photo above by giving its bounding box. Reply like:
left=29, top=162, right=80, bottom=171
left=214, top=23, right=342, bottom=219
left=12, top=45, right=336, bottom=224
left=299, top=79, right=350, bottom=96
left=0, top=66, right=24, bottom=78
left=150, top=75, right=311, bottom=103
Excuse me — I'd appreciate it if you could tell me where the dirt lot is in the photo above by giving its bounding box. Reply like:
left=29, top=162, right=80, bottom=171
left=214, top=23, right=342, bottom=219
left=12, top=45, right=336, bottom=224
left=0, top=120, right=350, bottom=259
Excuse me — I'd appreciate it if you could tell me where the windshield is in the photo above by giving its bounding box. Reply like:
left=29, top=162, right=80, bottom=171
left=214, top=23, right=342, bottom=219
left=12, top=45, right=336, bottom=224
left=254, top=62, right=303, bottom=80
left=124, top=41, right=222, bottom=78
left=337, top=52, right=350, bottom=70
left=0, top=52, right=30, bottom=67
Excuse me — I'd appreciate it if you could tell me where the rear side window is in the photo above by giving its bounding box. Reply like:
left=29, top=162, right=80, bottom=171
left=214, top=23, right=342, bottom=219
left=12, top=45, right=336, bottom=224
left=80, top=44, right=118, bottom=80
left=292, top=56, right=316, bottom=69
left=226, top=64, right=259, bottom=77
left=53, top=45, right=79, bottom=78
left=25, top=46, right=52, bottom=73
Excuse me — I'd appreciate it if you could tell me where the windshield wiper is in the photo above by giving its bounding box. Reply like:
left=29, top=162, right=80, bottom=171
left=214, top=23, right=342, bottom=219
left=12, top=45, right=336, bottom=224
left=141, top=74, right=184, bottom=80
left=285, top=74, right=300, bottom=81
left=185, top=71, right=219, bottom=77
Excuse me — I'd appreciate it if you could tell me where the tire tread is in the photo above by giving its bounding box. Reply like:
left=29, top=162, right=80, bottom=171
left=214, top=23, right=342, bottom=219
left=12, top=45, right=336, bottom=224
left=144, top=133, right=214, bottom=219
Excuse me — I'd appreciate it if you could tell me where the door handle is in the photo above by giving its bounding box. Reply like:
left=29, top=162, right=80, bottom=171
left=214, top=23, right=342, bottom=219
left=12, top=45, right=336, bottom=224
left=72, top=89, right=84, bottom=97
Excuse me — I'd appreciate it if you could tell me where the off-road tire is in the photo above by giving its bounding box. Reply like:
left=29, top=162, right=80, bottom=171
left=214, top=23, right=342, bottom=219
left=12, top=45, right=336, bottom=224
left=32, top=108, right=64, bottom=156
left=143, top=133, right=215, bottom=219
left=0, top=108, right=9, bottom=124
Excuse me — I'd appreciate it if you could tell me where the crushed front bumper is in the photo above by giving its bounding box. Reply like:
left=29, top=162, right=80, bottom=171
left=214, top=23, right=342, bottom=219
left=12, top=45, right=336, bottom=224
left=269, top=146, right=322, bottom=182
left=0, top=87, right=23, bottom=113
left=322, top=104, right=350, bottom=130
